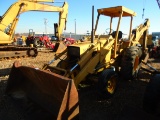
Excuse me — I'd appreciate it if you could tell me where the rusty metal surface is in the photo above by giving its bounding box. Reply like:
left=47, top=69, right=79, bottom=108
left=5, top=61, right=79, bottom=119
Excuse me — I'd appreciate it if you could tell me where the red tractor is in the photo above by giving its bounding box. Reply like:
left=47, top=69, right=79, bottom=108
left=63, top=37, right=76, bottom=46
left=25, top=29, right=55, bottom=50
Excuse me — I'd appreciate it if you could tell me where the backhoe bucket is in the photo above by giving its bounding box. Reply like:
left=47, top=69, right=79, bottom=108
left=5, top=61, right=79, bottom=120
left=53, top=41, right=67, bottom=54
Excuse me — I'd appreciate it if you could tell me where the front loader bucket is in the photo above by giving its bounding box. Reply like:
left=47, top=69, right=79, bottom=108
left=5, top=61, right=79, bottom=120
left=53, top=41, right=67, bottom=54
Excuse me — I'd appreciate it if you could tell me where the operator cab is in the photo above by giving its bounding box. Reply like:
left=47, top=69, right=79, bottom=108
left=94, top=6, right=137, bottom=58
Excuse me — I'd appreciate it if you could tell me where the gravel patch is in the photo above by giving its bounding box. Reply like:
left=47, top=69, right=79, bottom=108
left=0, top=52, right=160, bottom=120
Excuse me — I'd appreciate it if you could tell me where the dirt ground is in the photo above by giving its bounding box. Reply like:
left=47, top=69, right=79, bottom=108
left=0, top=52, right=160, bottom=120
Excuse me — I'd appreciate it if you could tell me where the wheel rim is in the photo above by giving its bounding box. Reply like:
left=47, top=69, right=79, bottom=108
left=29, top=50, right=35, bottom=56
left=133, top=56, right=139, bottom=71
left=106, top=76, right=116, bottom=94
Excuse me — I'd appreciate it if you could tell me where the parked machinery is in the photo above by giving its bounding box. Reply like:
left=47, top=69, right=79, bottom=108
left=140, top=34, right=160, bottom=58
left=25, top=29, right=55, bottom=49
left=5, top=5, right=150, bottom=119
left=42, top=6, right=150, bottom=95
left=0, top=0, right=68, bottom=59
left=63, top=37, right=76, bottom=46
left=149, top=36, right=160, bottom=58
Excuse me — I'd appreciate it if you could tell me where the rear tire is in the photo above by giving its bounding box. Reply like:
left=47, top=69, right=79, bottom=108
left=34, top=38, right=41, bottom=47
left=98, top=69, right=118, bottom=97
left=120, top=46, right=142, bottom=80
left=143, top=74, right=160, bottom=114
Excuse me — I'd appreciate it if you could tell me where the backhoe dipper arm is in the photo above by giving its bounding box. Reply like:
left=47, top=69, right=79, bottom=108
left=130, top=18, right=150, bottom=45
left=56, top=2, right=68, bottom=40
left=19, top=1, right=68, bottom=40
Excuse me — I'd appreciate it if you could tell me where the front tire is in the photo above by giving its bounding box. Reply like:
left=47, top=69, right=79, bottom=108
left=98, top=69, right=118, bottom=97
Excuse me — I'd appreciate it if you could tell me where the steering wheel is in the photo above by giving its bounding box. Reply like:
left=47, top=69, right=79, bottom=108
left=105, top=28, right=114, bottom=35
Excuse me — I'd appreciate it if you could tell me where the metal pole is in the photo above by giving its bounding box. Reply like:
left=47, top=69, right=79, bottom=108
left=44, top=18, right=48, bottom=34
left=75, top=19, right=76, bottom=39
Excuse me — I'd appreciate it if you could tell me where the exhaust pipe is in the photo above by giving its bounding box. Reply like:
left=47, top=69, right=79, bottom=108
left=91, top=5, right=94, bottom=43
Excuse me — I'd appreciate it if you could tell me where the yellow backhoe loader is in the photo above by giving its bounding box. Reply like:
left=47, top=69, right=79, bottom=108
left=0, top=0, right=68, bottom=59
left=5, top=5, right=150, bottom=119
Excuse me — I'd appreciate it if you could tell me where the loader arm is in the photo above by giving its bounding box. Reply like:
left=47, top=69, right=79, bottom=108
left=0, top=0, right=68, bottom=44
left=74, top=39, right=115, bottom=86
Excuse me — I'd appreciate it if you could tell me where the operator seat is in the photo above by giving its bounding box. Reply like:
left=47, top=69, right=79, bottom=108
left=111, top=31, right=123, bottom=40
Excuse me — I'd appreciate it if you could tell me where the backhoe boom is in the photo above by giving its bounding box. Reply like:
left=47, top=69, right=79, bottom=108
left=0, top=0, right=68, bottom=44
